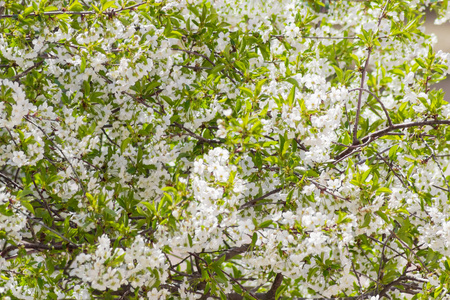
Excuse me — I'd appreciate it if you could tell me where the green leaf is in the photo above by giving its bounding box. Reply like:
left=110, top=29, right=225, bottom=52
left=286, top=78, right=300, bottom=88
left=211, top=64, right=225, bottom=74
left=68, top=0, right=83, bottom=10
left=20, top=200, right=34, bottom=214
left=121, top=138, right=131, bottom=154
left=44, top=6, right=58, bottom=12
left=376, top=187, right=392, bottom=194
left=376, top=210, right=390, bottom=223
left=388, top=145, right=399, bottom=160
left=86, top=192, right=96, bottom=208
left=415, top=58, right=426, bottom=68
left=23, top=6, right=35, bottom=17
left=91, top=4, right=100, bottom=13
left=168, top=31, right=183, bottom=38
left=258, top=220, right=273, bottom=228
left=239, top=86, right=253, bottom=97
left=140, top=201, right=156, bottom=214
left=254, top=151, right=262, bottom=169
left=287, top=85, right=295, bottom=107
left=392, top=68, right=405, bottom=77
left=251, top=232, right=258, bottom=246
left=212, top=265, right=227, bottom=283
left=102, top=0, right=117, bottom=11
left=188, top=234, right=193, bottom=248
left=235, top=61, right=247, bottom=73
left=276, top=284, right=287, bottom=300
left=361, top=213, right=371, bottom=228
left=80, top=56, right=86, bottom=72
left=332, top=65, right=344, bottom=83
left=361, top=168, right=372, bottom=183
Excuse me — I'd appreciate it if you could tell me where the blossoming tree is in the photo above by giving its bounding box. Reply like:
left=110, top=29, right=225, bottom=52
left=2, top=0, right=450, bottom=299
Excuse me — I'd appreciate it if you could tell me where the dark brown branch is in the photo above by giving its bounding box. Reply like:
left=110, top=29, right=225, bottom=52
left=0, top=171, right=23, bottom=189
left=215, top=244, right=251, bottom=262
left=1, top=242, right=78, bottom=258
left=172, top=48, right=216, bottom=66
left=262, top=273, right=283, bottom=300
left=334, top=119, right=450, bottom=161
left=189, top=252, right=258, bottom=300
left=353, top=48, right=372, bottom=144
left=0, top=1, right=146, bottom=19
left=31, top=173, right=63, bottom=221
left=420, top=137, right=450, bottom=191
left=11, top=61, right=44, bottom=81
left=0, top=11, right=96, bottom=18
left=174, top=64, right=212, bottom=71
left=293, top=296, right=375, bottom=300
left=357, top=146, right=391, bottom=165
left=351, top=0, right=390, bottom=144
left=271, top=35, right=360, bottom=40
left=376, top=233, right=393, bottom=292
left=308, top=180, right=350, bottom=202
left=432, top=184, right=450, bottom=193
left=376, top=153, right=410, bottom=191
left=239, top=187, right=283, bottom=209
left=9, top=206, right=79, bottom=247
left=24, top=116, right=87, bottom=196
left=172, top=48, right=239, bottom=84
left=349, top=88, right=393, bottom=127
left=172, top=122, right=222, bottom=144
left=364, top=234, right=406, bottom=260
left=389, top=230, right=431, bottom=273
left=101, top=128, right=120, bottom=148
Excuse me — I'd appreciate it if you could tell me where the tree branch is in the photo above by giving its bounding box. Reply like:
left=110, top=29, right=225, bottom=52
left=172, top=48, right=216, bottom=66
left=353, top=48, right=372, bottom=145
left=1, top=242, right=78, bottom=258
left=11, top=61, right=44, bottom=81
left=215, top=244, right=251, bottom=262
left=239, top=187, right=283, bottom=209
left=172, top=122, right=222, bottom=144
left=263, top=273, right=283, bottom=300
left=349, top=87, right=393, bottom=128
left=0, top=1, right=146, bottom=19
left=334, top=119, right=450, bottom=161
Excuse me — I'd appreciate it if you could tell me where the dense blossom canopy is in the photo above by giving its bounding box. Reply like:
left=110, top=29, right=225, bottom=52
left=2, top=0, right=450, bottom=299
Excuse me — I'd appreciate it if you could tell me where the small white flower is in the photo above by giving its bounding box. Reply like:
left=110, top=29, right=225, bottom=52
left=327, top=179, right=340, bottom=190
left=223, top=108, right=232, bottom=117
left=10, top=151, right=28, bottom=167
left=404, top=72, right=415, bottom=85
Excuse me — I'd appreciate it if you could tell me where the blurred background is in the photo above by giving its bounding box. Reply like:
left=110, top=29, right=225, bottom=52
left=425, top=11, right=450, bottom=98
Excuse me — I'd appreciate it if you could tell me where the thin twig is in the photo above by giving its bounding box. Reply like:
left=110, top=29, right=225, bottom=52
left=239, top=187, right=283, bottom=209
left=172, top=122, right=221, bottom=144
left=0, top=1, right=146, bottom=19
left=375, top=152, right=410, bottom=191
left=214, top=244, right=251, bottom=262
left=389, top=230, right=430, bottom=273
left=24, top=116, right=87, bottom=196
left=1, top=242, right=78, bottom=258
left=352, top=0, right=390, bottom=145
left=172, top=48, right=215, bottom=66
left=271, top=35, right=360, bottom=40
left=174, top=64, right=212, bottom=71
left=376, top=233, right=393, bottom=293
left=11, top=61, right=44, bottom=81
left=420, top=137, right=450, bottom=192
left=353, top=49, right=372, bottom=145
left=333, top=119, right=450, bottom=161
left=349, top=87, right=393, bottom=127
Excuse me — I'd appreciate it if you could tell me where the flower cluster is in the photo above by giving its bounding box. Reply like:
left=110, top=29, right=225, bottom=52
left=1, top=0, right=450, bottom=299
